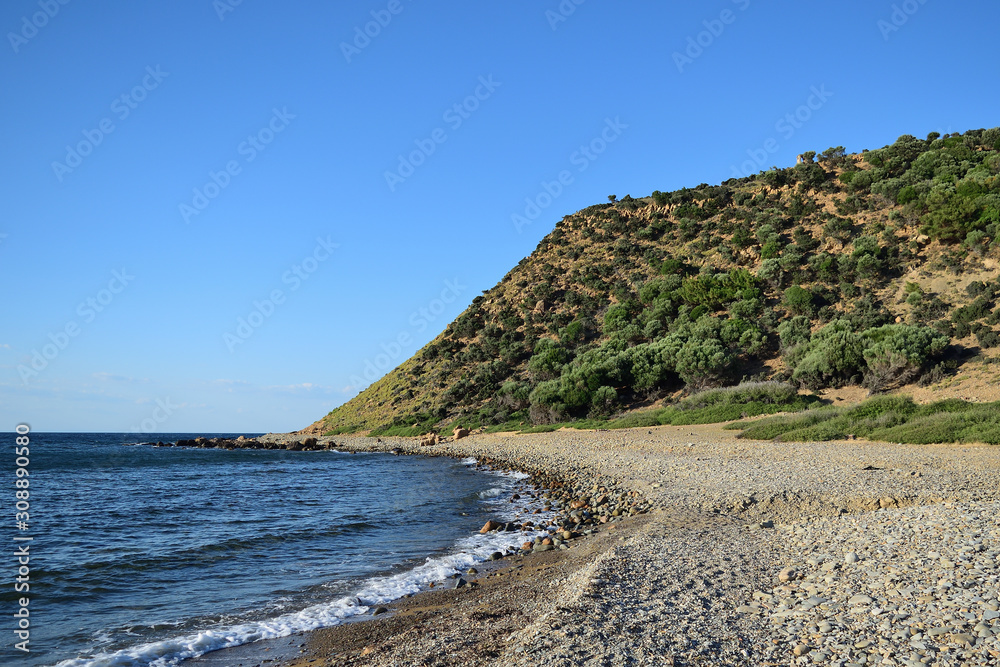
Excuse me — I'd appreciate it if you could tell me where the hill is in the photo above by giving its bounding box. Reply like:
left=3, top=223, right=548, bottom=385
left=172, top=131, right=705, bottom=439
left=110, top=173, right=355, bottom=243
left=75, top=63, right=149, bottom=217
left=309, top=128, right=1000, bottom=436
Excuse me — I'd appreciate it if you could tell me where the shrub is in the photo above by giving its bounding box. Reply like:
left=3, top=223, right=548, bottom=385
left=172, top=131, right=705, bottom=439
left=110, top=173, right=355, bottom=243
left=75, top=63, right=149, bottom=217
left=786, top=320, right=948, bottom=391
left=778, top=316, right=812, bottom=351
left=498, top=381, right=531, bottom=409
left=680, top=381, right=800, bottom=408
left=527, top=380, right=566, bottom=424
left=677, top=269, right=760, bottom=310
left=639, top=277, right=680, bottom=304
left=590, top=386, right=618, bottom=415
left=626, top=336, right=681, bottom=391
left=659, top=258, right=693, bottom=276
left=783, top=285, right=814, bottom=316
left=527, top=339, right=569, bottom=380
left=861, top=324, right=948, bottom=365
left=675, top=338, right=732, bottom=390
left=897, top=185, right=918, bottom=205
left=729, top=298, right=763, bottom=320
left=603, top=302, right=637, bottom=333
left=977, top=328, right=1000, bottom=348
left=965, top=230, right=990, bottom=256
left=559, top=320, right=585, bottom=344
left=757, top=259, right=784, bottom=288
left=788, top=320, right=866, bottom=388
left=735, top=395, right=1000, bottom=445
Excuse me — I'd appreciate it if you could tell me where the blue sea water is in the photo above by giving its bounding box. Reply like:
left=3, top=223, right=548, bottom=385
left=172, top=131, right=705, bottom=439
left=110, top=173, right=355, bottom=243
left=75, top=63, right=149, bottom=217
left=1, top=433, right=545, bottom=667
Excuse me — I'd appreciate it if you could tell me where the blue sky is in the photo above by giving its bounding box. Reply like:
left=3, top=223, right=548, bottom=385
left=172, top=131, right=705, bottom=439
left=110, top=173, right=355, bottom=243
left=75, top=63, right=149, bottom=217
left=1, top=0, right=997, bottom=433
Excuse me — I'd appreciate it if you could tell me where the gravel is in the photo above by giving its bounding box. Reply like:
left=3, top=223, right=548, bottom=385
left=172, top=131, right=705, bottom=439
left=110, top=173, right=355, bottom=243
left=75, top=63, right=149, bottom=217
left=750, top=500, right=1000, bottom=666
left=259, top=424, right=1000, bottom=666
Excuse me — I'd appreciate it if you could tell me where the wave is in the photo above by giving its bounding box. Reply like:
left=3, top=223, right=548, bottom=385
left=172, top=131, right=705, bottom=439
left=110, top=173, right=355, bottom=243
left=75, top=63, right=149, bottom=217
left=51, top=522, right=380, bottom=581
left=52, top=523, right=549, bottom=667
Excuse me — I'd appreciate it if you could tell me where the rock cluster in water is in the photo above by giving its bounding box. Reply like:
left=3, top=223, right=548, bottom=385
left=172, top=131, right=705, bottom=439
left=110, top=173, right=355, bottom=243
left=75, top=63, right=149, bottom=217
left=129, top=436, right=330, bottom=451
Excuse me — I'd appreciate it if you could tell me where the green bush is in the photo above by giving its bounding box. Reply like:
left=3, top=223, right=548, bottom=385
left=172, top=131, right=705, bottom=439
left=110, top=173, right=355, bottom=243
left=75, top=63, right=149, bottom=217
left=778, top=316, right=812, bottom=350
left=783, top=286, right=814, bottom=316
left=897, top=185, right=918, bottom=204
left=677, top=269, right=759, bottom=310
left=603, top=302, right=637, bottom=333
left=527, top=339, right=569, bottom=380
left=735, top=396, right=1000, bottom=445
left=675, top=338, right=732, bottom=390
left=639, top=276, right=680, bottom=304
left=785, top=321, right=948, bottom=391
left=680, top=381, right=802, bottom=408
left=787, top=320, right=866, bottom=388
left=590, top=385, right=618, bottom=415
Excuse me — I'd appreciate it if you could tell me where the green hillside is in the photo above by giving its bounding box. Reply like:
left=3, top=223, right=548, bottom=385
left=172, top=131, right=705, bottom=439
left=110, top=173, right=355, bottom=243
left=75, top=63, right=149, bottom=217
left=313, top=128, right=1000, bottom=436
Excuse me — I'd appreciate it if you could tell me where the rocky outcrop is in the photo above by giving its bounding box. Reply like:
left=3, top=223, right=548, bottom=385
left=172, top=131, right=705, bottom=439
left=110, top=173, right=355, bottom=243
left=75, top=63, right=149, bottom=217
left=166, top=436, right=328, bottom=451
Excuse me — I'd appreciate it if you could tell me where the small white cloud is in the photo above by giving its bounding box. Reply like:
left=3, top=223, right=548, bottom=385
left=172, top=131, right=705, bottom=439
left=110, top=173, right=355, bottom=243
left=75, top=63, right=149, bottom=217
left=0, top=343, right=10, bottom=349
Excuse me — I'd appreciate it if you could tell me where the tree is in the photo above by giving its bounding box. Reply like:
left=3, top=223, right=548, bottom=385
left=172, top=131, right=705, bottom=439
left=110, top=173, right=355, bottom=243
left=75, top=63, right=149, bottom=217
left=819, top=146, right=847, bottom=165
left=608, top=194, right=617, bottom=203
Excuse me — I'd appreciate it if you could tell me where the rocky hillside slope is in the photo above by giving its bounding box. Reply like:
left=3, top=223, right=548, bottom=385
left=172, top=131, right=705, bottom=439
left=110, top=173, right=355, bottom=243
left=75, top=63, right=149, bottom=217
left=310, top=128, right=1000, bottom=435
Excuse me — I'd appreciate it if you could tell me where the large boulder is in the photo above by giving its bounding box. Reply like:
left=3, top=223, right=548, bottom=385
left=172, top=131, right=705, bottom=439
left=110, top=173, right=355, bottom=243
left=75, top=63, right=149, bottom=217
left=453, top=427, right=470, bottom=440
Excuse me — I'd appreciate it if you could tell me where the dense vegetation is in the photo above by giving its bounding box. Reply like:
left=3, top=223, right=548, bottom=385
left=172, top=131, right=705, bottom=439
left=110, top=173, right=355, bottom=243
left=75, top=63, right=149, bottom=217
left=317, top=127, right=1000, bottom=436
left=729, top=395, right=1000, bottom=445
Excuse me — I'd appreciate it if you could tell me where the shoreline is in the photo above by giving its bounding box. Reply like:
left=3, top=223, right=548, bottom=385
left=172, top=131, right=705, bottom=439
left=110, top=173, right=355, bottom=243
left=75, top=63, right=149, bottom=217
left=171, top=441, right=636, bottom=667
left=188, top=425, right=1000, bottom=665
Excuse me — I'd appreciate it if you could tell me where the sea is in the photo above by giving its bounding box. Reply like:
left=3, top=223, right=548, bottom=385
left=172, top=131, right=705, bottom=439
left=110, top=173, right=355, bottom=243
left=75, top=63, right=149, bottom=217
left=1, top=433, right=549, bottom=667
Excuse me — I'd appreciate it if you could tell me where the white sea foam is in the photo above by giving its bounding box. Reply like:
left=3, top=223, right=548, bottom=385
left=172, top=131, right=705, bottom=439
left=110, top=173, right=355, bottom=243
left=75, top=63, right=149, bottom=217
left=53, top=473, right=554, bottom=667
left=477, top=486, right=504, bottom=498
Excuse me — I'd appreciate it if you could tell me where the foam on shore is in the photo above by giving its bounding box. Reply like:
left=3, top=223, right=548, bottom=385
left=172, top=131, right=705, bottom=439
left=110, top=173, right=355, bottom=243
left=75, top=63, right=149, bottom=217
left=53, top=467, right=553, bottom=667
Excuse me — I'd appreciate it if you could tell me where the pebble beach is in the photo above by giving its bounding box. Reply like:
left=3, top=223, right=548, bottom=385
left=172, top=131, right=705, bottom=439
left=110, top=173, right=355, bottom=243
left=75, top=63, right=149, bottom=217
left=251, top=424, right=1000, bottom=667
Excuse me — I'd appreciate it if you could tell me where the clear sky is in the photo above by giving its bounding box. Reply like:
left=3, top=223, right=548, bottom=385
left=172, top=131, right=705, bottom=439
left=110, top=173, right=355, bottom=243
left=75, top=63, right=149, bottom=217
left=1, top=0, right=997, bottom=433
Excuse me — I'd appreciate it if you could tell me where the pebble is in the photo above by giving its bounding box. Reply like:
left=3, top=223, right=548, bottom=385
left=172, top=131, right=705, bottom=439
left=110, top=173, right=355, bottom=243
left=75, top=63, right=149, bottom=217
left=779, top=567, right=798, bottom=583
left=256, top=421, right=1000, bottom=666
left=764, top=499, right=1000, bottom=666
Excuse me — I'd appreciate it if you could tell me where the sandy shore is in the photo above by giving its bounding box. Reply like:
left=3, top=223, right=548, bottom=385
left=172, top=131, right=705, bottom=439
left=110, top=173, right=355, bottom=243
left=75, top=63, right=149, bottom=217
left=227, top=424, right=1000, bottom=666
